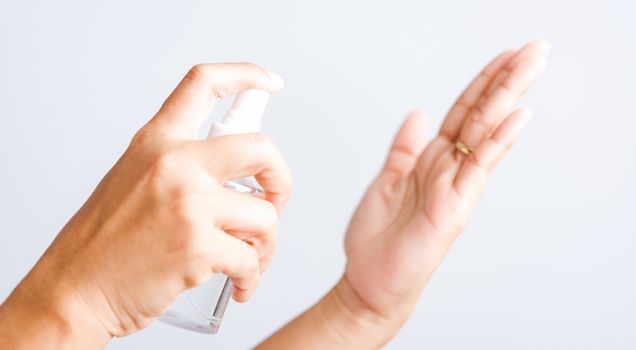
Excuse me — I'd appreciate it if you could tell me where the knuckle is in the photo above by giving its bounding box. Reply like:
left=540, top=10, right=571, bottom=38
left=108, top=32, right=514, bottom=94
left=471, top=98, right=487, bottom=120
left=469, top=110, right=489, bottom=130
left=130, top=127, right=153, bottom=148
left=466, top=150, right=485, bottom=169
left=245, top=248, right=260, bottom=275
left=258, top=202, right=279, bottom=235
left=173, top=193, right=199, bottom=229
left=253, top=226, right=278, bottom=258
left=186, top=64, right=229, bottom=97
left=149, top=151, right=179, bottom=183
left=170, top=197, right=207, bottom=256
left=147, top=147, right=195, bottom=190
left=184, top=64, right=206, bottom=84
left=263, top=227, right=279, bottom=252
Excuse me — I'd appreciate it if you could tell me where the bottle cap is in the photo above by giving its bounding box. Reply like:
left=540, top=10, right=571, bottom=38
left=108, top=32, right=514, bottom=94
left=208, top=89, right=270, bottom=137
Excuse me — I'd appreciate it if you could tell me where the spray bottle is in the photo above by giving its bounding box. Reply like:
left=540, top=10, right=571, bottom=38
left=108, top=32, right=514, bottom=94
left=158, top=89, right=269, bottom=334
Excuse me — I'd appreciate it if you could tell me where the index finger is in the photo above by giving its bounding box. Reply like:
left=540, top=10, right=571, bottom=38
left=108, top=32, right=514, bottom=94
left=193, top=133, right=293, bottom=213
left=151, top=62, right=285, bottom=139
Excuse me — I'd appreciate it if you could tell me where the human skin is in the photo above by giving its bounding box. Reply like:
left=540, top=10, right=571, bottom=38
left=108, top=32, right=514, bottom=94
left=256, top=40, right=549, bottom=349
left=0, top=40, right=548, bottom=350
left=0, top=63, right=292, bottom=349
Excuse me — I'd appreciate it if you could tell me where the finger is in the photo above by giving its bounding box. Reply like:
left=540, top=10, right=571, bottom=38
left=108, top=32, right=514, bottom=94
left=227, top=230, right=278, bottom=276
left=213, top=187, right=278, bottom=234
left=413, top=136, right=452, bottom=187
left=453, top=108, right=533, bottom=199
left=456, top=40, right=548, bottom=150
left=208, top=232, right=260, bottom=302
left=232, top=278, right=257, bottom=303
left=257, top=243, right=277, bottom=273
left=439, top=49, right=517, bottom=140
left=213, top=188, right=279, bottom=271
left=193, top=133, right=292, bottom=213
left=151, top=62, right=285, bottom=138
left=382, top=110, right=430, bottom=181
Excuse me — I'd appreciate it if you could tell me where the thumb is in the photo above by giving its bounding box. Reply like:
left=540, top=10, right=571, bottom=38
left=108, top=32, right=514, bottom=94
left=150, top=62, right=285, bottom=139
left=382, top=110, right=430, bottom=180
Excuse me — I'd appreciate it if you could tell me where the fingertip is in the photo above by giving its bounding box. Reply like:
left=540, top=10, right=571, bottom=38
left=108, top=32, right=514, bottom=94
left=408, top=108, right=427, bottom=117
left=232, top=290, right=243, bottom=303
left=519, top=107, right=534, bottom=123
left=232, top=288, right=254, bottom=303
left=405, top=108, right=430, bottom=129
left=508, top=40, right=551, bottom=69
left=524, top=39, right=551, bottom=56
left=391, top=110, right=430, bottom=150
left=265, top=70, right=285, bottom=92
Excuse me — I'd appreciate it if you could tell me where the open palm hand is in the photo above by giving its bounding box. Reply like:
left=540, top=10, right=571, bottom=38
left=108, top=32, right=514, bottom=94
left=343, top=41, right=550, bottom=320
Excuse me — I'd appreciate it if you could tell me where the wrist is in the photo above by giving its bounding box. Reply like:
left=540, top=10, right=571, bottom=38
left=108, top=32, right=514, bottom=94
left=320, top=276, right=413, bottom=348
left=256, top=275, right=412, bottom=350
left=0, top=261, right=111, bottom=349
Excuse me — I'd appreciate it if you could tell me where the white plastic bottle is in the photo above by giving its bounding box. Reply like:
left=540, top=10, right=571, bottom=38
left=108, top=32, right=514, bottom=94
left=158, top=89, right=269, bottom=334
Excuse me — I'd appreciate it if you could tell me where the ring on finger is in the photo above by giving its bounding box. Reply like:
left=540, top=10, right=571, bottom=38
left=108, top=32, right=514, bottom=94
left=455, top=140, right=474, bottom=156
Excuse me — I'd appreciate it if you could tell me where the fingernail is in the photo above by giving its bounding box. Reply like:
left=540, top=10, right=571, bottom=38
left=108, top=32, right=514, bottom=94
left=266, top=70, right=285, bottom=88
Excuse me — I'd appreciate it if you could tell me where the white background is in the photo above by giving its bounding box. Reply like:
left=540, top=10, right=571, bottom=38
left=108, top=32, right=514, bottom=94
left=1, top=1, right=634, bottom=349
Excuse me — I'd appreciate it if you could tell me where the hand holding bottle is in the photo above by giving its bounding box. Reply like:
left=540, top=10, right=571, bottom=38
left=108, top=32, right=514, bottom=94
left=0, top=63, right=291, bottom=349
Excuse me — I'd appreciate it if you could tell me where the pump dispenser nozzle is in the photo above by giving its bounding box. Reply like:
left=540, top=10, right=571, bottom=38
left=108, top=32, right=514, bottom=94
left=208, top=89, right=270, bottom=137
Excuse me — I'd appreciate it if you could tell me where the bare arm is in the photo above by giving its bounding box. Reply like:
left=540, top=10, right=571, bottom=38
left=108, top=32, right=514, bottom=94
left=0, top=63, right=291, bottom=349
left=258, top=40, right=549, bottom=349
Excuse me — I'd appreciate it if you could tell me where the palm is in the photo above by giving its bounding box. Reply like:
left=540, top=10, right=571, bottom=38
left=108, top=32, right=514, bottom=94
left=344, top=41, right=549, bottom=316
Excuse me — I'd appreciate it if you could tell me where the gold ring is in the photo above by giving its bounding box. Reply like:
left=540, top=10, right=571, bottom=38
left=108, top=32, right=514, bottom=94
left=455, top=140, right=474, bottom=156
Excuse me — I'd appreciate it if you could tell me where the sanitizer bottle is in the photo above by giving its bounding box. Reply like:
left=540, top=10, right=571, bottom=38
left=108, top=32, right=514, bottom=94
left=158, top=89, right=270, bottom=334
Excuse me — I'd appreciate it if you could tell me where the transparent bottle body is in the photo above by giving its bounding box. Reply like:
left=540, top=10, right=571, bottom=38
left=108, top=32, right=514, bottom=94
left=158, top=178, right=262, bottom=334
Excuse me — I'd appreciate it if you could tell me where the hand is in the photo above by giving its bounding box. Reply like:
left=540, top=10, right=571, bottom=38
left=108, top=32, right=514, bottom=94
left=256, top=41, right=549, bottom=350
left=0, top=63, right=292, bottom=348
left=342, top=41, right=549, bottom=326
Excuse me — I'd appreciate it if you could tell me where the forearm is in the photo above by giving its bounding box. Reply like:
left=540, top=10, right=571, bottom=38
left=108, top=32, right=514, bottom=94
left=0, top=263, right=111, bottom=349
left=256, top=276, right=411, bottom=350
